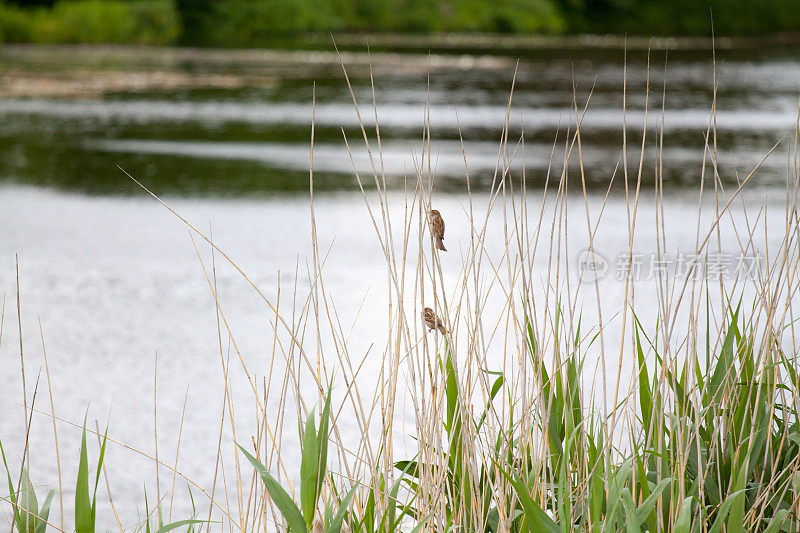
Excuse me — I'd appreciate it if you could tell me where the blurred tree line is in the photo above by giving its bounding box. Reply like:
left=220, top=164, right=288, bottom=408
left=0, top=0, right=798, bottom=45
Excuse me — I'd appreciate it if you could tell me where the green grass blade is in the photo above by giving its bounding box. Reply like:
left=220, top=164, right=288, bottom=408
left=236, top=444, right=305, bottom=532
left=444, top=354, right=458, bottom=433
left=495, top=462, right=559, bottom=533
left=620, top=489, right=640, bottom=533
left=383, top=460, right=417, bottom=530
left=708, top=308, right=739, bottom=403
left=144, top=489, right=152, bottom=533
left=91, top=426, right=108, bottom=524
left=763, top=509, right=790, bottom=533
left=0, top=437, right=22, bottom=531
left=408, top=513, right=433, bottom=533
left=636, top=478, right=670, bottom=525
left=635, top=327, right=653, bottom=440
left=317, top=388, right=332, bottom=502
left=75, top=419, right=94, bottom=533
left=155, top=519, right=210, bottom=533
left=708, top=490, right=745, bottom=533
left=17, top=468, right=39, bottom=533
left=300, top=407, right=320, bottom=528
left=328, top=485, right=357, bottom=533
left=35, top=490, right=55, bottom=533
left=723, top=444, right=750, bottom=533
left=674, top=497, right=694, bottom=533
left=476, top=372, right=504, bottom=432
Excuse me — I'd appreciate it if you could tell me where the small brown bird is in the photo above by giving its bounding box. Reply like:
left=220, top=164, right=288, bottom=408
left=429, top=209, right=446, bottom=251
left=423, top=307, right=447, bottom=335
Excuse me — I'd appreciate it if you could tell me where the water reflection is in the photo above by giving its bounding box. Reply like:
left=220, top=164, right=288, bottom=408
left=0, top=43, right=798, bottom=196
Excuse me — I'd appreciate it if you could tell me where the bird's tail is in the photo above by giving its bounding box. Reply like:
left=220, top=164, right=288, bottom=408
left=436, top=237, right=447, bottom=252
left=437, top=324, right=447, bottom=335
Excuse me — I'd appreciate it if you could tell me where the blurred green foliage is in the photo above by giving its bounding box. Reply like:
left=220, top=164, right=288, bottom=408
left=617, top=0, right=800, bottom=35
left=0, top=0, right=179, bottom=44
left=0, top=0, right=797, bottom=46
left=173, top=0, right=209, bottom=44
left=187, top=0, right=567, bottom=46
left=559, top=0, right=800, bottom=35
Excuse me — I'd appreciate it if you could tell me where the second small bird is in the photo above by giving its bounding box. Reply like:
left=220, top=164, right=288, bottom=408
left=429, top=209, right=446, bottom=251
left=423, top=307, right=447, bottom=335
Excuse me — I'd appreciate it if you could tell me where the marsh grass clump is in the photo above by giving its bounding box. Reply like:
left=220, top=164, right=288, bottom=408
left=2, top=49, right=800, bottom=532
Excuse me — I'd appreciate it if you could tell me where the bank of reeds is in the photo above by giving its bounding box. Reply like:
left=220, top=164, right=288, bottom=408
left=2, top=50, right=800, bottom=532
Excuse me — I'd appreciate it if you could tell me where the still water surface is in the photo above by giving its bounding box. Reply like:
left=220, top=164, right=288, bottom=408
left=0, top=42, right=798, bottom=527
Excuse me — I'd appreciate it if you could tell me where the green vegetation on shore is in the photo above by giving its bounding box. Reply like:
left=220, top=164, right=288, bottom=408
left=0, top=0, right=178, bottom=45
left=0, top=0, right=799, bottom=47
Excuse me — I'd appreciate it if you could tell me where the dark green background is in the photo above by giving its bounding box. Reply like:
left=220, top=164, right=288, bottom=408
left=1, top=0, right=798, bottom=47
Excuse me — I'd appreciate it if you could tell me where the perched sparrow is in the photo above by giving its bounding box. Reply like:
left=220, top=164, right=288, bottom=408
left=429, top=209, right=447, bottom=251
left=423, top=307, right=447, bottom=335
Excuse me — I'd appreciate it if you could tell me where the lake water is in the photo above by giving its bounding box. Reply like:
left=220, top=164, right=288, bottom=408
left=1, top=41, right=799, bottom=529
